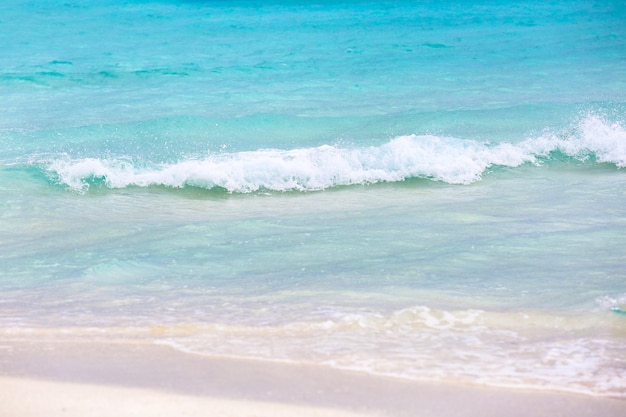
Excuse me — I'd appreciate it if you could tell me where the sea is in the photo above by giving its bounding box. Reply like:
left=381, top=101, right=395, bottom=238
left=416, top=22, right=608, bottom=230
left=1, top=0, right=625, bottom=398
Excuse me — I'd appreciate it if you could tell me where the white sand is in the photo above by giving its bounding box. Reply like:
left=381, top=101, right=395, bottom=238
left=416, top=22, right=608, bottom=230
left=0, top=376, right=372, bottom=417
left=1, top=340, right=624, bottom=417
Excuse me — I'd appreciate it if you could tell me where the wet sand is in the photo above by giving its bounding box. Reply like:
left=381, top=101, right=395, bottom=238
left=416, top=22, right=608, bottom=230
left=1, top=340, right=624, bottom=417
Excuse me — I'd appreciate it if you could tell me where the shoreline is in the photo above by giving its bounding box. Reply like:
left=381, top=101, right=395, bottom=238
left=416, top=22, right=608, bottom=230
left=1, top=340, right=625, bottom=417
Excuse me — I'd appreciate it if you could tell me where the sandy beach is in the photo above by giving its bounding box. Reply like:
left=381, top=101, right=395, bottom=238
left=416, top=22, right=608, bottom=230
left=2, top=1, right=626, bottom=416
left=1, top=339, right=624, bottom=417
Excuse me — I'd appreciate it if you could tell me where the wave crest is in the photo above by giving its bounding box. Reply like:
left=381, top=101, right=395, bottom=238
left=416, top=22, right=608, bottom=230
left=45, top=115, right=626, bottom=193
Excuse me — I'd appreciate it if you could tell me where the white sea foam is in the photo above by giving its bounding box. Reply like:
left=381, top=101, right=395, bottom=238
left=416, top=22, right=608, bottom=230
left=148, top=305, right=626, bottom=398
left=45, top=115, right=626, bottom=192
left=523, top=115, right=626, bottom=166
left=597, top=293, right=626, bottom=313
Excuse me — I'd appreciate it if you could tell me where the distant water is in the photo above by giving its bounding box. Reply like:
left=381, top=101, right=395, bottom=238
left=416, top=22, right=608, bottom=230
left=1, top=0, right=625, bottom=397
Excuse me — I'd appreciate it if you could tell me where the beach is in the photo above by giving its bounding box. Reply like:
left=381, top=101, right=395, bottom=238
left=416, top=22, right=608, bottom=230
left=2, top=339, right=625, bottom=417
left=1, top=0, right=626, bottom=415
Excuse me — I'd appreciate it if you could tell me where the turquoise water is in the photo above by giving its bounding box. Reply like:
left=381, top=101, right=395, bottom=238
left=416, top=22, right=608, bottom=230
left=1, top=0, right=626, bottom=397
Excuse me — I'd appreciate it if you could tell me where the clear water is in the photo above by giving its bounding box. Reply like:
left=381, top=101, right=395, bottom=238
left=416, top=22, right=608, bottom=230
left=1, top=0, right=625, bottom=397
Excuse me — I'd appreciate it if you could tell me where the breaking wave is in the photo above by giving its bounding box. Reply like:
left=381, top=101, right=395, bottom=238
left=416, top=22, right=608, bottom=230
left=45, top=115, right=626, bottom=192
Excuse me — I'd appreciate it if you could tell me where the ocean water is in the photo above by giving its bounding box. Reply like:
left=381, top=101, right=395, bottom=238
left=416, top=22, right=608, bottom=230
left=1, top=0, right=626, bottom=397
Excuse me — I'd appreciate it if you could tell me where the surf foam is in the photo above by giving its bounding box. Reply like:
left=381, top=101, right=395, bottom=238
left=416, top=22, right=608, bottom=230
left=45, top=115, right=626, bottom=193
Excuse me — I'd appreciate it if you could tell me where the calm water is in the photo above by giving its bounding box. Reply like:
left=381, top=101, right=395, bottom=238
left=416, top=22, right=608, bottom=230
left=1, top=0, right=625, bottom=397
